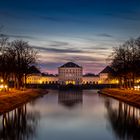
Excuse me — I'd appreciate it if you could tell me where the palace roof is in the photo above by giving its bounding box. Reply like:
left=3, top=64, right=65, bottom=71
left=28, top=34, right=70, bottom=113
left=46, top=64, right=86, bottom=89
left=100, top=66, right=114, bottom=74
left=60, top=62, right=81, bottom=68
left=28, top=66, right=41, bottom=74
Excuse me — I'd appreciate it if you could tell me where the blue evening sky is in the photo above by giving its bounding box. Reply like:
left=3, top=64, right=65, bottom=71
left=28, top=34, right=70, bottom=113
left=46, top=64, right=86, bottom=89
left=0, top=0, right=140, bottom=74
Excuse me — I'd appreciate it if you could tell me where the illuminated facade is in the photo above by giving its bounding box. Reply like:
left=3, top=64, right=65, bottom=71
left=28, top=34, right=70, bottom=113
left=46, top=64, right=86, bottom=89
left=82, top=75, right=99, bottom=84
left=26, top=74, right=42, bottom=84
left=99, top=66, right=118, bottom=84
left=26, top=74, right=58, bottom=84
left=26, top=63, right=118, bottom=85
left=58, top=62, right=83, bottom=85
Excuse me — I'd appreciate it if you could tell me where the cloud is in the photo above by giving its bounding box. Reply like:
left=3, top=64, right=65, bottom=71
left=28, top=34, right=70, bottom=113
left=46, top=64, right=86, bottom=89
left=37, top=15, right=88, bottom=24
left=40, top=61, right=62, bottom=69
left=39, top=57, right=107, bottom=74
left=105, top=10, right=140, bottom=21
left=32, top=45, right=111, bottom=56
left=85, top=46, right=110, bottom=50
left=0, top=33, right=37, bottom=40
left=69, top=55, right=105, bottom=62
left=32, top=46, right=83, bottom=53
left=49, top=40, right=69, bottom=47
left=35, top=45, right=109, bottom=74
left=38, top=55, right=107, bottom=74
left=97, top=33, right=113, bottom=38
left=37, top=15, right=63, bottom=22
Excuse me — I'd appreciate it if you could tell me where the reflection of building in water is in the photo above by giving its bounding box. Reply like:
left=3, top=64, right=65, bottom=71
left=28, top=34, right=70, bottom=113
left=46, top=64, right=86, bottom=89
left=58, top=90, right=83, bottom=108
left=0, top=105, right=40, bottom=140
left=105, top=98, right=140, bottom=140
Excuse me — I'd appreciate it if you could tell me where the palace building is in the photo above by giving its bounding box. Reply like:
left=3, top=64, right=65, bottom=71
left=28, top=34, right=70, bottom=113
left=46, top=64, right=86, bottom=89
left=26, top=73, right=58, bottom=84
left=26, top=62, right=118, bottom=85
left=58, top=62, right=82, bottom=85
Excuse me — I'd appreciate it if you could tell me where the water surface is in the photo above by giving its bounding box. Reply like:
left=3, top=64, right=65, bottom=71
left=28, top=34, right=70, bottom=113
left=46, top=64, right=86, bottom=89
left=0, top=90, right=140, bottom=140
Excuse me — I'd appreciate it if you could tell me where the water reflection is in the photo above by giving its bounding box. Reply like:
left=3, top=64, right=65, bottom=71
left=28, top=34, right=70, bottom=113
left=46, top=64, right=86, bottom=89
left=58, top=90, right=83, bottom=108
left=105, top=97, right=140, bottom=140
left=1, top=90, right=140, bottom=140
left=0, top=104, right=40, bottom=140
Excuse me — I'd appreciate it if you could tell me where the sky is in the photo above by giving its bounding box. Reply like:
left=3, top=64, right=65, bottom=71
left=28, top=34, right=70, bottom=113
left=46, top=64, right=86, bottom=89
left=0, top=0, right=140, bottom=74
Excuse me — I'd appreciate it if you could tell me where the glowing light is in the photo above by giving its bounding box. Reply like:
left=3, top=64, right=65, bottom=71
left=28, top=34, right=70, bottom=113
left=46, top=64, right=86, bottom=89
left=4, top=85, right=8, bottom=88
left=0, top=85, right=4, bottom=88
left=66, top=81, right=75, bottom=85
left=0, top=84, right=8, bottom=90
left=134, top=85, right=140, bottom=90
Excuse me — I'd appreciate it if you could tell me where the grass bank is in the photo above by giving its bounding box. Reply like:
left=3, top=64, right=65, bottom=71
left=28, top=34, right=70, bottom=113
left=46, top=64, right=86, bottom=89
left=99, top=88, right=140, bottom=108
left=0, top=89, right=48, bottom=115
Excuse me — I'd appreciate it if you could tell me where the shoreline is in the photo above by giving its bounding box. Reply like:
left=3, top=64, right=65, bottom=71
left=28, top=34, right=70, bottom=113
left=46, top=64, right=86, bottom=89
left=99, top=88, right=140, bottom=108
left=0, top=89, right=48, bottom=115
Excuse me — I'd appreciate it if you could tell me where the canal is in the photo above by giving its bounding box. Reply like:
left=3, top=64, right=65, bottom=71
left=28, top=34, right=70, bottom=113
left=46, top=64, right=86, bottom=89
left=0, top=90, right=140, bottom=140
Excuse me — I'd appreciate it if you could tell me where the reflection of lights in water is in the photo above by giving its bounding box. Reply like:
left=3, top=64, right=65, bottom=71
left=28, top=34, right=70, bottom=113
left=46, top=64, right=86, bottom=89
left=134, top=85, right=140, bottom=90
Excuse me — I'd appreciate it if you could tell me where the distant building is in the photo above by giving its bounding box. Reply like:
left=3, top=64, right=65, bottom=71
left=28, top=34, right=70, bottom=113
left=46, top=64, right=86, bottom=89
left=83, top=74, right=99, bottom=84
left=58, top=62, right=83, bottom=85
left=42, top=74, right=58, bottom=84
left=99, top=66, right=118, bottom=84
left=26, top=73, right=42, bottom=84
left=26, top=73, right=58, bottom=84
left=26, top=62, right=119, bottom=85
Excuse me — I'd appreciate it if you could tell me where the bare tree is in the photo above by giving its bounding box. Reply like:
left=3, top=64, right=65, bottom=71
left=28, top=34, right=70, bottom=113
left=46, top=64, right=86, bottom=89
left=0, top=38, right=11, bottom=84
left=11, top=40, right=37, bottom=89
left=110, top=37, right=140, bottom=89
left=0, top=39, right=37, bottom=89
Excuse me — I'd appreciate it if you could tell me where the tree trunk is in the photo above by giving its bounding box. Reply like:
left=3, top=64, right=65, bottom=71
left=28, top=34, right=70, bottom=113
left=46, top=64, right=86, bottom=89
left=132, top=73, right=135, bottom=90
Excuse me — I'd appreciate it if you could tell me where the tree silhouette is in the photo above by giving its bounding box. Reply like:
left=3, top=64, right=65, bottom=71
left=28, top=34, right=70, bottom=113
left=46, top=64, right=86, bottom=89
left=110, top=37, right=140, bottom=88
left=0, top=38, right=37, bottom=89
